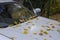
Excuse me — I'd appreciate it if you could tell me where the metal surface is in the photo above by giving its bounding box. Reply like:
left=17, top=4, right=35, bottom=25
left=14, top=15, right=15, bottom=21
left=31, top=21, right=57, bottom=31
left=0, top=0, right=15, bottom=5
left=0, top=0, right=14, bottom=3
left=0, top=16, right=60, bottom=40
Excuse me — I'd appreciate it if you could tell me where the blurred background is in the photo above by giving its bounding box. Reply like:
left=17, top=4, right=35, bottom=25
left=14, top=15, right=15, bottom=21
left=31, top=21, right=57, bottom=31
left=0, top=0, right=60, bottom=28
left=22, top=0, right=60, bottom=21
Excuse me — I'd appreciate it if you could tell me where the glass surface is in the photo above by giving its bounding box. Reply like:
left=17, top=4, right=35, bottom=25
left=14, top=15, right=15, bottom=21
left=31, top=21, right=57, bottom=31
left=0, top=4, right=35, bottom=28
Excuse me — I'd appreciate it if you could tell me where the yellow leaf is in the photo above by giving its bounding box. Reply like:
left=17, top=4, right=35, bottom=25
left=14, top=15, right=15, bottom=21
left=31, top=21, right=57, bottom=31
left=40, top=30, right=44, bottom=32
left=34, top=32, right=37, bottom=35
left=23, top=30, right=28, bottom=35
left=44, top=31, right=48, bottom=35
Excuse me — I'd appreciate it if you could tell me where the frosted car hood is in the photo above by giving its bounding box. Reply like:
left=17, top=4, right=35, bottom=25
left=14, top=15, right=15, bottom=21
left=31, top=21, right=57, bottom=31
left=0, top=16, right=60, bottom=40
left=0, top=34, right=11, bottom=40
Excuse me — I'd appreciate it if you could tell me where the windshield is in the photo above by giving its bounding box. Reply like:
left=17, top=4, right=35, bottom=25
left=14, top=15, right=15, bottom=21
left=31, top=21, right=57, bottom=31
left=0, top=4, right=35, bottom=28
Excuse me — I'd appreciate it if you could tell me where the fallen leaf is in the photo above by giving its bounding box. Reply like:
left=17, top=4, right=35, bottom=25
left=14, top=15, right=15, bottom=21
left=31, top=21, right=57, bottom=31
left=34, top=32, right=37, bottom=35
left=39, top=32, right=43, bottom=36
left=40, top=30, right=44, bottom=32
left=44, top=31, right=48, bottom=35
left=23, top=30, right=28, bottom=35
left=28, top=26, right=31, bottom=29
left=46, top=28, right=51, bottom=31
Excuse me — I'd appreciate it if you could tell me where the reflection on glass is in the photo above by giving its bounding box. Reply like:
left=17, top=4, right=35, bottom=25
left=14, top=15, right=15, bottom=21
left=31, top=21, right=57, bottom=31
left=0, top=4, right=35, bottom=28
